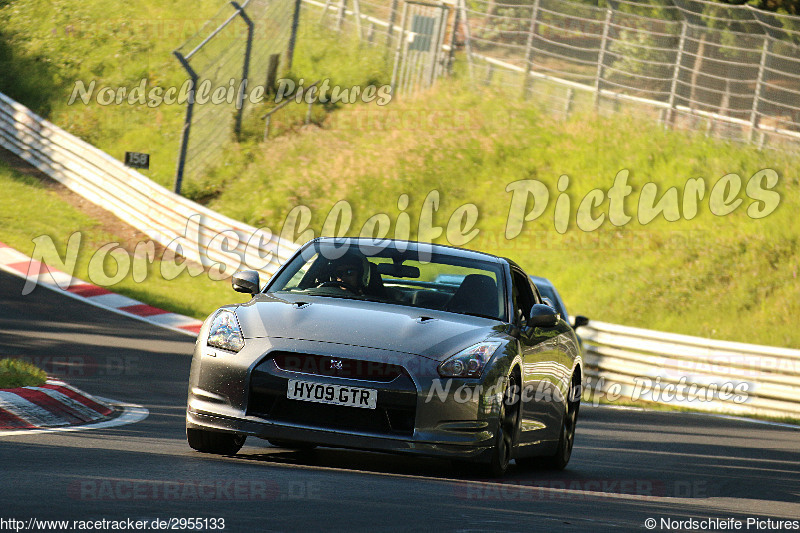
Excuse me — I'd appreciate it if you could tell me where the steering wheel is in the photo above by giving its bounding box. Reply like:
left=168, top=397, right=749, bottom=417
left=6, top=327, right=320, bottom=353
left=316, top=280, right=359, bottom=294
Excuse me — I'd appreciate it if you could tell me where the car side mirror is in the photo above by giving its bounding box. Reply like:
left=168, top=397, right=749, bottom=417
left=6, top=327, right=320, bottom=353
left=573, top=315, right=589, bottom=329
left=232, top=270, right=260, bottom=295
left=528, top=303, right=559, bottom=328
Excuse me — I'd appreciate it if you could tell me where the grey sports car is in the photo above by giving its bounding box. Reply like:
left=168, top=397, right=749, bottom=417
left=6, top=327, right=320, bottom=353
left=186, top=237, right=583, bottom=476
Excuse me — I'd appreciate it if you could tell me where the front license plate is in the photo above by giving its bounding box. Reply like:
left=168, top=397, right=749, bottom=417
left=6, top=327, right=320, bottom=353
left=286, top=379, right=377, bottom=409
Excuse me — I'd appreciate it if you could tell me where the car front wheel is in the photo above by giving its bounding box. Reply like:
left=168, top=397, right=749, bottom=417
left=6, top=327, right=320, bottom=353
left=486, top=372, right=521, bottom=477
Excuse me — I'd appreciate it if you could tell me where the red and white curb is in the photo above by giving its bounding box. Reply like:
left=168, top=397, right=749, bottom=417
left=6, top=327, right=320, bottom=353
left=0, top=378, right=113, bottom=430
left=0, top=240, right=202, bottom=336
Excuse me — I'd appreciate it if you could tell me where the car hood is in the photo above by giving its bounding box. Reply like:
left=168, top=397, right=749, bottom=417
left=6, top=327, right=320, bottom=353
left=234, top=293, right=506, bottom=361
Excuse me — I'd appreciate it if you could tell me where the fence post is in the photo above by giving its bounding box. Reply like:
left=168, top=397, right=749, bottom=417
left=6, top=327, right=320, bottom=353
left=484, top=64, right=495, bottom=86
left=337, top=0, right=348, bottom=31
left=448, top=2, right=460, bottom=73
left=320, top=0, right=332, bottom=24
left=264, top=115, right=272, bottom=141
left=432, top=4, right=449, bottom=83
left=368, top=21, right=375, bottom=44
left=387, top=0, right=399, bottom=49
left=266, top=53, right=280, bottom=94
left=594, top=8, right=612, bottom=110
left=231, top=2, right=253, bottom=140
left=287, top=0, right=302, bottom=70
left=749, top=35, right=770, bottom=142
left=352, top=0, right=363, bottom=39
left=666, top=21, right=688, bottom=127
left=173, top=51, right=198, bottom=195
left=390, top=1, right=409, bottom=93
left=458, top=0, right=474, bottom=80
left=520, top=0, right=540, bottom=100
left=563, top=87, right=574, bottom=119
left=688, top=32, right=706, bottom=113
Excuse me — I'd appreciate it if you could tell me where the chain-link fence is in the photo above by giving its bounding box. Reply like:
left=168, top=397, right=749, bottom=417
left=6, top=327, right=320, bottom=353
left=172, top=0, right=799, bottom=189
left=310, top=0, right=800, bottom=151
left=458, top=0, right=800, bottom=149
left=173, top=0, right=300, bottom=193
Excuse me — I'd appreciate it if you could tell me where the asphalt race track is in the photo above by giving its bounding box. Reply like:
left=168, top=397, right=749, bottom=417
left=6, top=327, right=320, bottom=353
left=1, top=269, right=799, bottom=532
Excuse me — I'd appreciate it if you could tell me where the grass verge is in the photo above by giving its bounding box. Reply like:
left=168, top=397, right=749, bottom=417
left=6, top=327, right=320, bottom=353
left=0, top=358, right=47, bottom=388
left=0, top=156, right=245, bottom=319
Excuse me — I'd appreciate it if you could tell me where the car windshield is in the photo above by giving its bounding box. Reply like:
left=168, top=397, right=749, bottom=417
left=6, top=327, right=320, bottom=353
left=267, top=241, right=507, bottom=321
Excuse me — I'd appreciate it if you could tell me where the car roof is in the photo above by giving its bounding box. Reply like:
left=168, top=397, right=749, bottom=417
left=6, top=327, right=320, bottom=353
left=311, top=237, right=506, bottom=264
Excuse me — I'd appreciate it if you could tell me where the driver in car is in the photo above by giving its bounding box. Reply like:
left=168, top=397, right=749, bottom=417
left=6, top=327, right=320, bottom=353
left=325, top=253, right=370, bottom=296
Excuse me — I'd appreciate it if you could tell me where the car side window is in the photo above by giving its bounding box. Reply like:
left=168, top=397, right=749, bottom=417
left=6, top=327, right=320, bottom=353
left=510, top=269, right=536, bottom=325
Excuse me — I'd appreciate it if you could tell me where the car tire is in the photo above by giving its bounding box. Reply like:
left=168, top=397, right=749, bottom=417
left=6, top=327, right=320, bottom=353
left=186, top=428, right=246, bottom=455
left=520, top=375, right=579, bottom=471
left=484, top=372, right=521, bottom=477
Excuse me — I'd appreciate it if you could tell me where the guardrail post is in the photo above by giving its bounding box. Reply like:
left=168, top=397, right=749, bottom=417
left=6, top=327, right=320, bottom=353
left=666, top=21, right=688, bottom=127
left=173, top=51, right=198, bottom=195
left=749, top=35, right=770, bottom=143
left=520, top=0, right=540, bottom=100
left=287, top=0, right=303, bottom=70
left=594, top=8, right=612, bottom=110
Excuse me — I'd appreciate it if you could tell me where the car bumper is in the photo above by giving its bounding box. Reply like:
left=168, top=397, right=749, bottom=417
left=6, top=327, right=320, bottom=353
left=186, top=407, right=496, bottom=460
left=187, top=335, right=516, bottom=462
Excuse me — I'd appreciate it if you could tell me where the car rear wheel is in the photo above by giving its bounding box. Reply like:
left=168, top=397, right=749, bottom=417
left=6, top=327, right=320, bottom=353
left=186, top=428, right=246, bottom=455
left=521, top=376, right=579, bottom=470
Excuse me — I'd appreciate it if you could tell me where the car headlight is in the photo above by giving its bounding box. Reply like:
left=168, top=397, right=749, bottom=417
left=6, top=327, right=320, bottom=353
left=438, top=341, right=502, bottom=378
left=207, top=310, right=244, bottom=353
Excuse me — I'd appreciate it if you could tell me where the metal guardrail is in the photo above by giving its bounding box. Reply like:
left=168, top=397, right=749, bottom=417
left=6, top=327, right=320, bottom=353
left=0, top=92, right=298, bottom=282
left=582, top=321, right=800, bottom=419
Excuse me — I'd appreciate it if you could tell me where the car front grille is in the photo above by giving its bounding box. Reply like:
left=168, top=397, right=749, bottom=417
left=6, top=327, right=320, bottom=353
left=271, top=352, right=405, bottom=382
left=247, top=353, right=417, bottom=436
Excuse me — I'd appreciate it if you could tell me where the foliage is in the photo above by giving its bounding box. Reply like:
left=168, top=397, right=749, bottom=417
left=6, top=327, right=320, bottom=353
left=0, top=358, right=47, bottom=388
